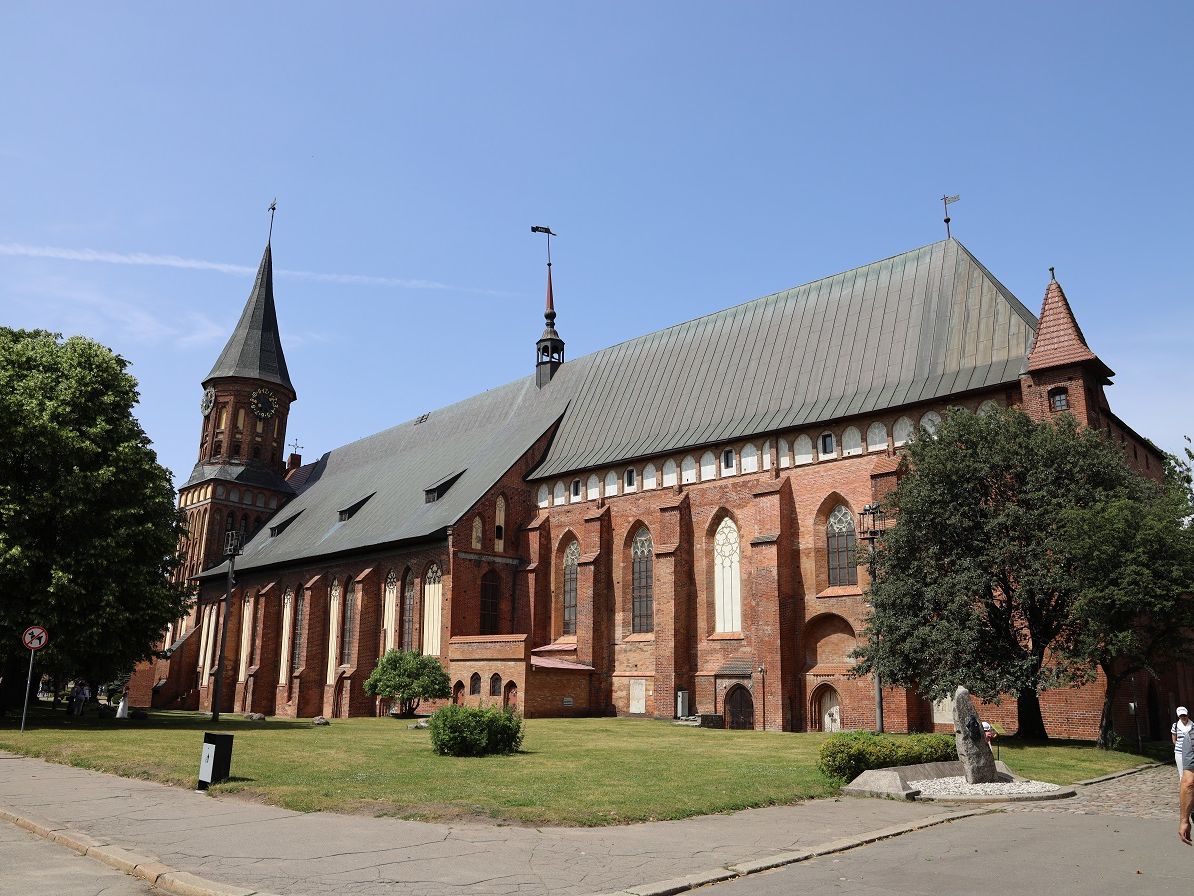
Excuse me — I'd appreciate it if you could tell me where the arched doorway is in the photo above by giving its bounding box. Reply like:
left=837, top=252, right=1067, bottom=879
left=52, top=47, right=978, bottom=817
left=818, top=686, right=842, bottom=732
left=503, top=680, right=518, bottom=711
left=725, top=684, right=754, bottom=729
left=452, top=681, right=465, bottom=705
left=1147, top=680, right=1163, bottom=741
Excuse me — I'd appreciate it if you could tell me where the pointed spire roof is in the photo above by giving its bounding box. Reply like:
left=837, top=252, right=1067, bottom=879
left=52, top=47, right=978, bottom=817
left=1026, top=271, right=1113, bottom=379
left=205, top=242, right=295, bottom=394
left=540, top=264, right=561, bottom=342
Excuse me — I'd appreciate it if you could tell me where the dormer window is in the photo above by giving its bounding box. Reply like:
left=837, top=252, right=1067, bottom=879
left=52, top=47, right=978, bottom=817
left=424, top=470, right=464, bottom=503
left=1049, top=387, right=1069, bottom=412
left=269, top=509, right=304, bottom=537
left=338, top=493, right=375, bottom=522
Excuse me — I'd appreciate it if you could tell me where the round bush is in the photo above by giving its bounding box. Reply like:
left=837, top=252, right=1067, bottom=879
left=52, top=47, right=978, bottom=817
left=817, top=731, right=956, bottom=782
left=429, top=705, right=524, bottom=757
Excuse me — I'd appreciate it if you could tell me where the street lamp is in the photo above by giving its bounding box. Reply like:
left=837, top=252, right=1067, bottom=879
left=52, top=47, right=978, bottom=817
left=858, top=502, right=887, bottom=733
left=209, top=530, right=242, bottom=723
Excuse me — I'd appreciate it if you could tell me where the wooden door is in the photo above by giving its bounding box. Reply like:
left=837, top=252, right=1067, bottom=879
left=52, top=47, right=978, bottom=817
left=820, top=687, right=841, bottom=732
left=726, top=685, right=754, bottom=730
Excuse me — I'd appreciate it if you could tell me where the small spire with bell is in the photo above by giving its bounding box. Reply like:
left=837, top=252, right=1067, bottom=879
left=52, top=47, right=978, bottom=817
left=532, top=226, right=564, bottom=387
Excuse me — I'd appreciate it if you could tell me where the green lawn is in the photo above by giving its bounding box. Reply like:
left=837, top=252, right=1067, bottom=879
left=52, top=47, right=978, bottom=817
left=0, top=708, right=1154, bottom=826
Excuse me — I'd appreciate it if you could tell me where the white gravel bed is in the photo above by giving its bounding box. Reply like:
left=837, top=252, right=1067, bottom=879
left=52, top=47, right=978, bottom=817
left=909, top=776, right=1061, bottom=797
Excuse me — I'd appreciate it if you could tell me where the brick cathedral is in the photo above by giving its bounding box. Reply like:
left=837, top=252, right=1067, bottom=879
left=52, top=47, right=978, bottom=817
left=130, top=235, right=1177, bottom=739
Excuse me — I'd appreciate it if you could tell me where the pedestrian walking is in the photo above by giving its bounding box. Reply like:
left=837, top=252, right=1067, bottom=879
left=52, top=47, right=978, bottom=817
left=115, top=687, right=129, bottom=720
left=1173, top=707, right=1192, bottom=785
left=1180, top=723, right=1194, bottom=844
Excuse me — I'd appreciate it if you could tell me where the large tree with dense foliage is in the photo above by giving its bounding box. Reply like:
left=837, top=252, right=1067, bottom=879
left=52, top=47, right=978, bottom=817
left=1062, top=448, right=1194, bottom=747
left=0, top=329, right=186, bottom=710
left=854, top=406, right=1193, bottom=740
left=364, top=650, right=452, bottom=717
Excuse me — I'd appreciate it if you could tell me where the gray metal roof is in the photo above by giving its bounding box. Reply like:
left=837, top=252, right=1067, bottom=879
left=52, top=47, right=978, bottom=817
left=183, top=462, right=295, bottom=493
left=203, top=237, right=1037, bottom=577
left=205, top=373, right=578, bottom=576
left=530, top=238, right=1036, bottom=478
left=205, top=243, right=295, bottom=393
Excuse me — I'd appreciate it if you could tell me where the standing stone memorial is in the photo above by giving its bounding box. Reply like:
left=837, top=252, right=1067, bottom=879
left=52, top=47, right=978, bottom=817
left=953, top=686, right=999, bottom=784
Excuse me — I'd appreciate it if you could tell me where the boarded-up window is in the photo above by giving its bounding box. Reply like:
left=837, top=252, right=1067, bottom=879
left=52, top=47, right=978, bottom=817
left=480, top=570, right=501, bottom=635
left=422, top=565, right=443, bottom=656
left=713, top=517, right=741, bottom=633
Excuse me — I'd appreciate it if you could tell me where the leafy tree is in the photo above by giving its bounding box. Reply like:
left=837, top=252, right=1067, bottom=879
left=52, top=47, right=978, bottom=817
left=0, top=329, right=187, bottom=712
left=854, top=405, right=1157, bottom=740
left=1063, top=451, right=1194, bottom=747
left=364, top=649, right=451, bottom=717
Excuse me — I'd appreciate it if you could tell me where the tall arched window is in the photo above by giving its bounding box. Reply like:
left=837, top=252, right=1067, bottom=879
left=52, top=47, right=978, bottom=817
left=291, top=587, right=306, bottom=673
left=400, top=569, right=415, bottom=651
left=495, top=496, right=506, bottom=552
left=631, top=527, right=654, bottom=634
left=469, top=672, right=482, bottom=695
left=489, top=673, right=502, bottom=696
left=340, top=579, right=356, bottom=665
left=562, top=540, right=579, bottom=636
left=827, top=504, right=858, bottom=586
left=480, top=570, right=501, bottom=635
left=382, top=570, right=398, bottom=653
left=326, top=579, right=341, bottom=685
left=422, top=564, right=443, bottom=656
left=472, top=516, right=483, bottom=549
left=279, top=587, right=295, bottom=682
left=713, top=517, right=741, bottom=633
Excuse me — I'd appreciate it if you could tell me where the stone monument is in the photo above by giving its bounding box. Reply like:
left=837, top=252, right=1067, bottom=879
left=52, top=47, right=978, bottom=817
left=953, top=686, right=999, bottom=784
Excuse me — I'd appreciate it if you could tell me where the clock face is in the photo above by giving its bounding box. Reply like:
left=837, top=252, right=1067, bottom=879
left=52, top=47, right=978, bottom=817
left=200, top=388, right=216, bottom=417
left=250, top=387, right=279, bottom=419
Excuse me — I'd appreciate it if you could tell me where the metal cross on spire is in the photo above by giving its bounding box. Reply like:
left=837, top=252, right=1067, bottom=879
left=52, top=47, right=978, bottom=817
left=268, top=198, right=278, bottom=243
left=287, top=437, right=303, bottom=456
left=941, top=194, right=960, bottom=238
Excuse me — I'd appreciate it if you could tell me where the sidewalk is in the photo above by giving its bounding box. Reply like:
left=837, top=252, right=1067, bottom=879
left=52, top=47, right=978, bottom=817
left=0, top=751, right=970, bottom=896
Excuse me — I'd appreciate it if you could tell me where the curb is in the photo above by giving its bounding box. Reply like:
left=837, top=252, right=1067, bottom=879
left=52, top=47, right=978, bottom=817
left=1074, top=762, right=1161, bottom=787
left=588, top=807, right=993, bottom=896
left=0, top=803, right=281, bottom=896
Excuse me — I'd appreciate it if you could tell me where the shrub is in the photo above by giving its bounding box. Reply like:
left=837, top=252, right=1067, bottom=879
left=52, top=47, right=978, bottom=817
left=817, top=731, right=956, bottom=782
left=429, top=705, right=524, bottom=757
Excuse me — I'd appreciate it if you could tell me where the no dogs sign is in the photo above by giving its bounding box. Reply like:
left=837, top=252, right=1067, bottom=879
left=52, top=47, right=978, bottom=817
left=21, top=626, right=48, bottom=651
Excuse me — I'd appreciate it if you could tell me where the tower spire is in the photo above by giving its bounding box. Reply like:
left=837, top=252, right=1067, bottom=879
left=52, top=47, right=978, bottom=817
left=1026, top=271, right=1113, bottom=381
left=531, top=226, right=564, bottom=387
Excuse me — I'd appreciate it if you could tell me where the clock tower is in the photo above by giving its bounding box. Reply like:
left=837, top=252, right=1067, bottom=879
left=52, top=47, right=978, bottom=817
left=175, top=239, right=298, bottom=583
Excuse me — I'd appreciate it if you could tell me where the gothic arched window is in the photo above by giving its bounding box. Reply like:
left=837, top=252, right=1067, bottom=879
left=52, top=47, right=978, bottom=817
left=291, top=588, right=306, bottom=674
left=422, top=564, right=443, bottom=656
left=340, top=579, right=356, bottom=665
left=713, top=517, right=741, bottom=633
left=472, top=516, right=483, bottom=549
left=827, top=504, right=858, bottom=587
left=400, top=569, right=415, bottom=652
left=495, top=496, right=506, bottom=552
left=489, top=673, right=502, bottom=696
left=631, top=527, right=654, bottom=634
left=562, top=540, right=580, bottom=636
left=480, top=570, right=500, bottom=635
left=383, top=570, right=398, bottom=653
left=469, top=672, right=482, bottom=696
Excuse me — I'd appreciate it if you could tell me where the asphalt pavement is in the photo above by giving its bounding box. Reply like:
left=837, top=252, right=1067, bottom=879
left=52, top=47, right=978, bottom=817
left=0, top=821, right=153, bottom=896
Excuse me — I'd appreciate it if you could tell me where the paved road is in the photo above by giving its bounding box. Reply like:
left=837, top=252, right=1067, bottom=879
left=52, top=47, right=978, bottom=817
left=0, top=822, right=153, bottom=896
left=703, top=765, right=1184, bottom=896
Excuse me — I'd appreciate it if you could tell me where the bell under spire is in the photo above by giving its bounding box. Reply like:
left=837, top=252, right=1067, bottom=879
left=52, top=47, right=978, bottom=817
left=533, top=226, right=564, bottom=387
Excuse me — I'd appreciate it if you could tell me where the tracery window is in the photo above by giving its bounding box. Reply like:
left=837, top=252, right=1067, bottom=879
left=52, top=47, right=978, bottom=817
left=631, top=527, right=654, bottom=634
left=340, top=580, right=356, bottom=665
left=713, top=517, right=741, bottom=633
left=472, top=516, right=483, bottom=549
left=291, top=588, right=306, bottom=673
left=562, top=540, right=579, bottom=636
left=866, top=421, right=888, bottom=452
left=827, top=504, right=858, bottom=586
left=422, top=564, right=443, bottom=656
left=480, top=570, right=501, bottom=635
left=495, top=496, right=506, bottom=551
left=400, top=569, right=415, bottom=651
left=383, top=570, right=398, bottom=653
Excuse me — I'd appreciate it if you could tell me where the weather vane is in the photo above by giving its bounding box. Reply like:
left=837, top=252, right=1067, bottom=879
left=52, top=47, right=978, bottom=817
left=268, top=198, right=277, bottom=242
left=941, top=194, right=960, bottom=238
left=531, top=225, right=557, bottom=268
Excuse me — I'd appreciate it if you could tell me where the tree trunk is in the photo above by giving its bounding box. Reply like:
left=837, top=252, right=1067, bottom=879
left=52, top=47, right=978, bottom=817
left=1016, top=687, right=1048, bottom=740
left=1096, top=669, right=1120, bottom=750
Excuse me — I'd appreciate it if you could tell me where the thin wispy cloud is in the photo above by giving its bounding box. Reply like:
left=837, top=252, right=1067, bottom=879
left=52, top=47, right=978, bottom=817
left=0, top=242, right=506, bottom=295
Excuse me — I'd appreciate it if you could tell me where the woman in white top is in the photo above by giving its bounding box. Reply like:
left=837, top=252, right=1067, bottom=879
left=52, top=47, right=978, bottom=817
left=1172, top=707, right=1192, bottom=784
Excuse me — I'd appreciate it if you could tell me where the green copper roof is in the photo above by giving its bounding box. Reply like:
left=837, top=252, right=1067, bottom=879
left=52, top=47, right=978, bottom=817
left=205, top=243, right=295, bottom=393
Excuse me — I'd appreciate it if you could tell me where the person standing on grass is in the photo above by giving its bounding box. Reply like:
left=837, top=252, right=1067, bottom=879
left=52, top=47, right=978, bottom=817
left=1175, top=708, right=1193, bottom=785
left=115, top=687, right=129, bottom=720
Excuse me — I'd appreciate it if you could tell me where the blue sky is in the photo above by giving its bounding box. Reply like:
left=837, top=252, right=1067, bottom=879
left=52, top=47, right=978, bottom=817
left=2, top=3, right=1191, bottom=488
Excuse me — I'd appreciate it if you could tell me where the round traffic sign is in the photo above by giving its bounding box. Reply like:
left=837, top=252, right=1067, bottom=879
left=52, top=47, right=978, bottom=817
left=22, top=626, right=48, bottom=651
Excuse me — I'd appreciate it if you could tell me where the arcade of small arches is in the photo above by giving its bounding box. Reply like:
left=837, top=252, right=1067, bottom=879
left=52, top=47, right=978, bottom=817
left=535, top=399, right=1003, bottom=509
left=452, top=671, right=519, bottom=710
